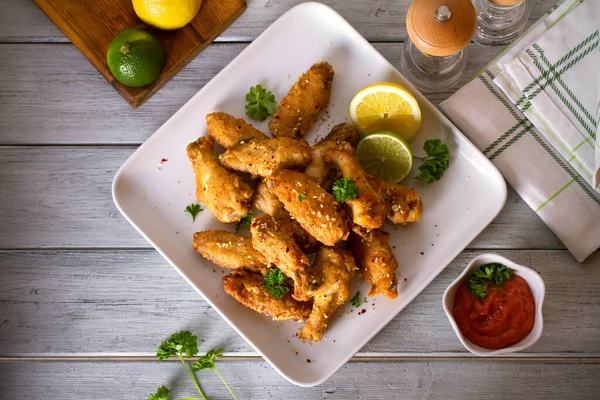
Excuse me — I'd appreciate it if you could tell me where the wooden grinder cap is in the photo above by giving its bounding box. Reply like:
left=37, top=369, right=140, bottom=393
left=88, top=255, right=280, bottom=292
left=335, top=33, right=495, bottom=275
left=406, top=0, right=477, bottom=57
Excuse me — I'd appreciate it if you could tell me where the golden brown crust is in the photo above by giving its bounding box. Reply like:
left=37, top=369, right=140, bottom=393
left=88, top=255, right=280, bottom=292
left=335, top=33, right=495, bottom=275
left=186, top=137, right=253, bottom=223
left=223, top=270, right=312, bottom=322
left=193, top=231, right=268, bottom=273
left=349, top=225, right=398, bottom=299
left=205, top=112, right=268, bottom=149
left=381, top=182, right=422, bottom=224
left=268, top=62, right=334, bottom=139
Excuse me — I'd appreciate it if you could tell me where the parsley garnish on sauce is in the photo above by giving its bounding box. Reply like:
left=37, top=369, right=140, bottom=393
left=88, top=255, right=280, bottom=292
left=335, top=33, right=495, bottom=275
left=468, top=263, right=511, bottom=300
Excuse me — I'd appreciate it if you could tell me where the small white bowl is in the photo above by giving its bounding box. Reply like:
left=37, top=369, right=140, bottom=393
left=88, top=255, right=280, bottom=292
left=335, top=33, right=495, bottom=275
left=442, top=253, right=545, bottom=356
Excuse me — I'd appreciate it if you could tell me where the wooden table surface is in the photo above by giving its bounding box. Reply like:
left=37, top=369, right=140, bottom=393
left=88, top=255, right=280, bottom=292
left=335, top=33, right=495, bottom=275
left=1, top=1, right=599, bottom=399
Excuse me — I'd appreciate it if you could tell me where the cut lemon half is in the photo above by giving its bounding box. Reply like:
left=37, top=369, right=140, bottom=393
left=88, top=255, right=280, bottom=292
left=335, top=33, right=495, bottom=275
left=349, top=82, right=421, bottom=139
left=356, top=131, right=413, bottom=183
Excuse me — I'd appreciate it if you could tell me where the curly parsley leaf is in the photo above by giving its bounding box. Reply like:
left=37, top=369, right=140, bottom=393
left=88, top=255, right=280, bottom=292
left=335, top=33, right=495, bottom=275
left=235, top=214, right=253, bottom=233
left=193, top=348, right=238, bottom=400
left=414, top=139, right=450, bottom=184
left=245, top=84, right=277, bottom=121
left=468, top=263, right=512, bottom=300
left=351, top=291, right=361, bottom=308
left=185, top=203, right=204, bottom=222
left=148, top=386, right=170, bottom=400
left=332, top=178, right=359, bottom=203
left=156, top=330, right=199, bottom=360
left=298, top=193, right=307, bottom=202
left=264, top=268, right=290, bottom=299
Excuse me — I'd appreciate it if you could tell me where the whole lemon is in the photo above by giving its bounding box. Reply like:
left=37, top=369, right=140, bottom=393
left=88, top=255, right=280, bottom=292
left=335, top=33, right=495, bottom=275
left=132, top=0, right=203, bottom=30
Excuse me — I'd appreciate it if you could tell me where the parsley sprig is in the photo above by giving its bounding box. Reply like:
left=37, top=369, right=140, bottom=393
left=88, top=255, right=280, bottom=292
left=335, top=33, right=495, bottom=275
left=235, top=214, right=252, bottom=233
left=185, top=204, right=204, bottom=222
left=194, top=348, right=238, bottom=400
left=332, top=178, right=359, bottom=203
left=414, top=139, right=450, bottom=184
left=350, top=291, right=361, bottom=308
left=245, top=84, right=277, bottom=121
left=467, top=263, right=512, bottom=300
left=264, top=268, right=290, bottom=299
left=148, top=386, right=170, bottom=400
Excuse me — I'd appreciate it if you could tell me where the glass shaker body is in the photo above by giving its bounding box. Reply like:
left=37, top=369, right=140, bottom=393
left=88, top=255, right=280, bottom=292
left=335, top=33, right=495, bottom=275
left=473, top=0, right=531, bottom=45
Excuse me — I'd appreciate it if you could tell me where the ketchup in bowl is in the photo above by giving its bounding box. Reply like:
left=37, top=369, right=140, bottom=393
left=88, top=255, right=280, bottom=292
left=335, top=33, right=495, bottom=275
left=452, top=264, right=535, bottom=350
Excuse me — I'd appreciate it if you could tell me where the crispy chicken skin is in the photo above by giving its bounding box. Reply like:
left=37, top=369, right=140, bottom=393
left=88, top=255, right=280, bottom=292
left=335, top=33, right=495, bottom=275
left=250, top=215, right=318, bottom=301
left=223, top=270, right=312, bottom=322
left=266, top=169, right=349, bottom=246
left=253, top=181, right=321, bottom=253
left=349, top=225, right=399, bottom=299
left=381, top=182, right=422, bottom=224
left=186, top=137, right=253, bottom=223
left=193, top=231, right=268, bottom=273
left=304, top=123, right=361, bottom=187
left=269, top=62, right=334, bottom=139
left=321, top=141, right=387, bottom=229
left=219, top=137, right=312, bottom=177
left=205, top=112, right=268, bottom=149
left=300, top=247, right=357, bottom=342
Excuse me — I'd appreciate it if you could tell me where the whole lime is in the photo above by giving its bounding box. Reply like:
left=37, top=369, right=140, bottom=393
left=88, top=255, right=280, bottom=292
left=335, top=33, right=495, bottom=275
left=106, top=28, right=166, bottom=87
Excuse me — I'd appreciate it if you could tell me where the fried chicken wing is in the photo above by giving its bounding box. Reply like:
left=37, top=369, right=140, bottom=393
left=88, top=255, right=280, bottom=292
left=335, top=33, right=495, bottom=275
left=349, top=225, right=398, bottom=299
left=254, top=181, right=321, bottom=253
left=206, top=112, right=268, bottom=149
left=269, top=62, right=334, bottom=139
left=223, top=270, right=312, bottom=322
left=193, top=231, right=268, bottom=273
left=321, top=141, right=387, bottom=229
left=219, top=137, right=311, bottom=177
left=300, top=247, right=357, bottom=342
left=250, top=215, right=318, bottom=301
left=186, top=137, right=253, bottom=223
left=304, top=123, right=361, bottom=187
left=381, top=182, right=422, bottom=224
left=266, top=169, right=349, bottom=246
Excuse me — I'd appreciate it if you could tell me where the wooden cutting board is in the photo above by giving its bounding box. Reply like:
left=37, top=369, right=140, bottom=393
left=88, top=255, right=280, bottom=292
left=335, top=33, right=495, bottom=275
left=33, top=0, right=247, bottom=107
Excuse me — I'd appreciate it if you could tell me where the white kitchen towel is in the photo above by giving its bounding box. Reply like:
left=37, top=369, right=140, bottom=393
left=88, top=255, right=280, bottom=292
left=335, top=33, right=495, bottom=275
left=440, top=0, right=600, bottom=262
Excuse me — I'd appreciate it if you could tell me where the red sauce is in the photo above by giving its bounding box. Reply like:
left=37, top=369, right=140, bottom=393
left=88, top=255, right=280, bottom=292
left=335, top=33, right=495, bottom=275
left=452, top=275, right=535, bottom=349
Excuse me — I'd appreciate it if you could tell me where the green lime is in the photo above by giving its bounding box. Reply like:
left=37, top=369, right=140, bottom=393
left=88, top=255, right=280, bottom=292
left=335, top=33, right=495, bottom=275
left=106, top=28, right=165, bottom=87
left=356, top=131, right=413, bottom=183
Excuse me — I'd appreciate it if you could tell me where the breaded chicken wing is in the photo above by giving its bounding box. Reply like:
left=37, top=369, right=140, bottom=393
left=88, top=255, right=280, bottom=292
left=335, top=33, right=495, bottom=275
left=381, top=182, right=422, bottom=224
left=300, top=247, right=357, bottom=342
left=251, top=215, right=318, bottom=301
left=253, top=181, right=321, bottom=253
left=223, top=270, right=312, bottom=322
left=322, top=141, right=387, bottom=229
left=206, top=112, right=268, bottom=149
left=266, top=169, right=349, bottom=246
left=349, top=225, right=398, bottom=299
left=193, top=230, right=269, bottom=273
left=269, top=62, right=334, bottom=139
left=186, top=137, right=253, bottom=223
left=304, top=123, right=361, bottom=187
left=219, top=137, right=311, bottom=177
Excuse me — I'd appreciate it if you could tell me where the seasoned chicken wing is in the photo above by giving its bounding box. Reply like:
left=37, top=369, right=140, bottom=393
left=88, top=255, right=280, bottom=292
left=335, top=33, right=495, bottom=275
left=253, top=181, right=321, bottom=253
left=322, top=141, right=387, bottom=229
left=266, top=169, right=349, bottom=246
left=349, top=225, right=398, bottom=299
left=269, top=62, right=334, bottom=139
left=205, top=112, right=268, bottom=149
left=381, top=182, right=422, bottom=224
left=193, top=230, right=269, bottom=273
left=300, top=246, right=357, bottom=342
left=251, top=215, right=318, bottom=301
left=223, top=270, right=312, bottom=322
left=186, top=137, right=253, bottom=223
left=304, top=123, right=361, bottom=187
left=219, top=137, right=311, bottom=177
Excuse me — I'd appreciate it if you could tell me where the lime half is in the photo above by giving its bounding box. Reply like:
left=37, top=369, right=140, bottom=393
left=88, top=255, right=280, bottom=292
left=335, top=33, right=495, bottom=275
left=356, top=131, right=413, bottom=183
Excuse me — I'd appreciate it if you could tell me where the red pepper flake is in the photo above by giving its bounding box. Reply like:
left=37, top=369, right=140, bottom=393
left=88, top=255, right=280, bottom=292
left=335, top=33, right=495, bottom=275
left=306, top=359, right=311, bottom=363
left=161, top=158, right=168, bottom=163
left=295, top=351, right=299, bottom=355
left=333, top=340, right=336, bottom=343
left=404, top=278, right=408, bottom=281
left=420, top=252, right=424, bottom=255
left=212, top=269, right=216, bottom=273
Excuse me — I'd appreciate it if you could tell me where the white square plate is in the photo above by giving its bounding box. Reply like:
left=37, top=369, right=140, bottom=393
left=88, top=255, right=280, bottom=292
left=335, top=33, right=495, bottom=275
left=112, top=2, right=507, bottom=387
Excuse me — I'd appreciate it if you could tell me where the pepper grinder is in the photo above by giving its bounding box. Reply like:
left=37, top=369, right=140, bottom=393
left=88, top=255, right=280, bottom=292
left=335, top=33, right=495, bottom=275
left=401, top=0, right=477, bottom=93
left=473, top=0, right=531, bottom=45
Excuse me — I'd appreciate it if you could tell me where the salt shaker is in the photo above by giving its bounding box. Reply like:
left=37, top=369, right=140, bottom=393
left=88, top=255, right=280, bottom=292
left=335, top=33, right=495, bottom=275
left=473, top=0, right=531, bottom=45
left=401, top=0, right=477, bottom=93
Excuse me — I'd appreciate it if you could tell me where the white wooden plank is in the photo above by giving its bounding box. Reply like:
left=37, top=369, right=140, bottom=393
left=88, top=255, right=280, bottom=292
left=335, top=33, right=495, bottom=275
left=0, top=147, right=562, bottom=249
left=0, top=42, right=503, bottom=145
left=1, top=249, right=598, bottom=356
left=0, top=0, right=557, bottom=43
left=1, top=360, right=599, bottom=399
